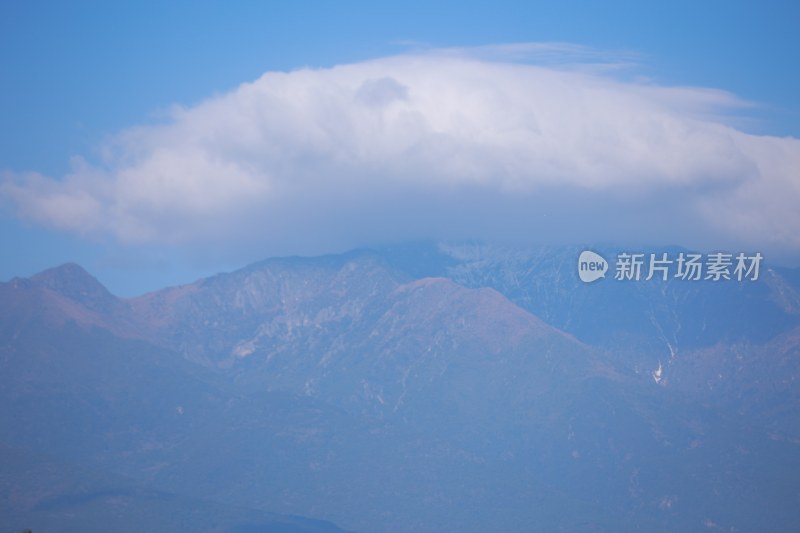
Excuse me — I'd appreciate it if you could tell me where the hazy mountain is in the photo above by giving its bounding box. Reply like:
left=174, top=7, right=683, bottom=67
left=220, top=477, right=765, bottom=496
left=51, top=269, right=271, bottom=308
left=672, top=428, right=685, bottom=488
left=378, top=242, right=800, bottom=435
left=2, top=245, right=800, bottom=532
left=377, top=242, right=800, bottom=350
left=0, top=264, right=353, bottom=532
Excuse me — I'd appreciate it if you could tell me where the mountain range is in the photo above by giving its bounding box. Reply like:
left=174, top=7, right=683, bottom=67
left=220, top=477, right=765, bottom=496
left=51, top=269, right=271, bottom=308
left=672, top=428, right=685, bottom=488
left=2, top=243, right=800, bottom=532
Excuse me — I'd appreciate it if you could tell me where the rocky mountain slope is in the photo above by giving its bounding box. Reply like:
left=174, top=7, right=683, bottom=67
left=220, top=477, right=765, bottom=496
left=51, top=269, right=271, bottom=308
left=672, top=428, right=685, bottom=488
left=2, top=245, right=799, bottom=532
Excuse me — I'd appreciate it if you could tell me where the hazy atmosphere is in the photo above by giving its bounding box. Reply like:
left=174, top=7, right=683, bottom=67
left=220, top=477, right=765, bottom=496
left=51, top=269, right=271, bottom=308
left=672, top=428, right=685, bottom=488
left=3, top=3, right=800, bottom=532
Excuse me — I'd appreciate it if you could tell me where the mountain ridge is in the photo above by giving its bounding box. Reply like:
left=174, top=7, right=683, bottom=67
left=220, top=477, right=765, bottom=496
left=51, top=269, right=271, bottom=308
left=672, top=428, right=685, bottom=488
left=3, top=244, right=800, bottom=532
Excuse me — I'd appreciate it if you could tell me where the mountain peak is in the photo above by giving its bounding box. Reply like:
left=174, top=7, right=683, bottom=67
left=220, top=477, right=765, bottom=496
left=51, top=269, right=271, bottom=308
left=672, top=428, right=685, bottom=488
left=31, top=263, right=118, bottom=312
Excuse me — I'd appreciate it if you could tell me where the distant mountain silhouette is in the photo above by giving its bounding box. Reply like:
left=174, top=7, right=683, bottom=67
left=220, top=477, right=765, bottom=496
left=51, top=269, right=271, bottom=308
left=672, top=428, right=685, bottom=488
left=2, top=244, right=800, bottom=532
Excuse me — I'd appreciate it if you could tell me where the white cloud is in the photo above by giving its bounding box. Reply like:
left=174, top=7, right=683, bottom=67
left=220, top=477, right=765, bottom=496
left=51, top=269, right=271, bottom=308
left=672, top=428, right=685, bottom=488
left=2, top=45, right=799, bottom=258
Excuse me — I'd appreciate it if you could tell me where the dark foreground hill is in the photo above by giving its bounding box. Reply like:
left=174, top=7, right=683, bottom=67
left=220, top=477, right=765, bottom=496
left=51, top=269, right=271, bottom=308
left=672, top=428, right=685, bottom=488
left=0, top=443, right=352, bottom=533
left=2, top=245, right=800, bottom=532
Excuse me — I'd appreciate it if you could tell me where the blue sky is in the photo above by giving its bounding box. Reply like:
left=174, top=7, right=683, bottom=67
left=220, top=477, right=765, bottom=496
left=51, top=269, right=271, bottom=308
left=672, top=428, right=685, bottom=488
left=2, top=1, right=799, bottom=296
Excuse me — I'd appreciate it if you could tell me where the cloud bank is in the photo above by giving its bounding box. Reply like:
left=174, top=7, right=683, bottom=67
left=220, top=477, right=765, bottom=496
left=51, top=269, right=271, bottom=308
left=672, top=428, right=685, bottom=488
left=3, top=44, right=799, bottom=258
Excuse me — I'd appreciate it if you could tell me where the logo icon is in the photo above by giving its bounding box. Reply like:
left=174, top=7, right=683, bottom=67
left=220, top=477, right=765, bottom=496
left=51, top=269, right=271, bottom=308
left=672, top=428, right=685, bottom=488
left=578, top=250, right=608, bottom=283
